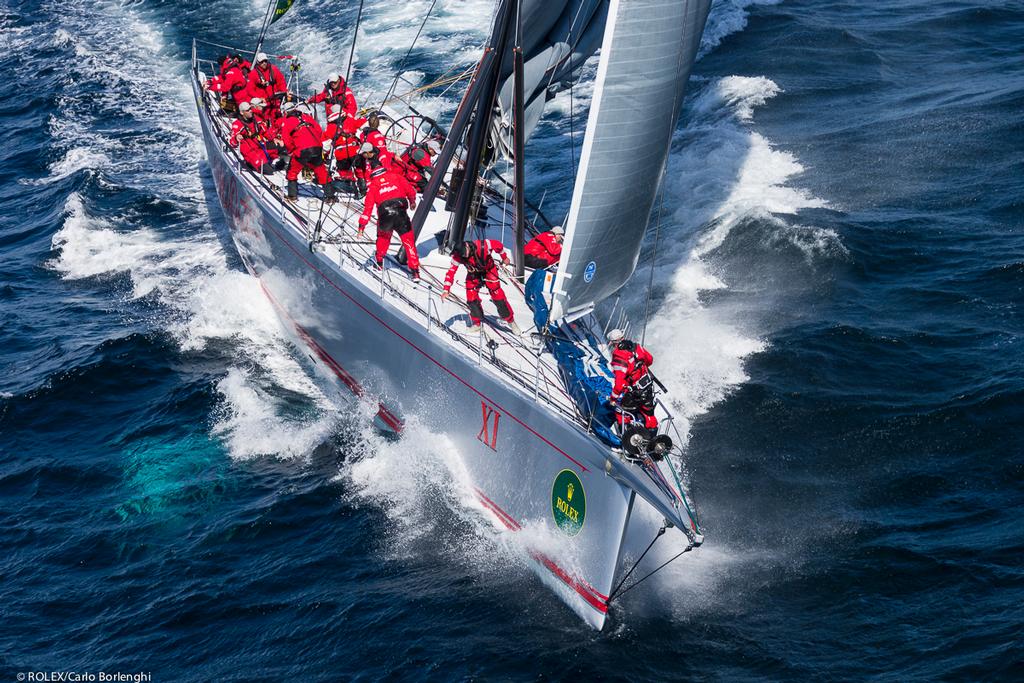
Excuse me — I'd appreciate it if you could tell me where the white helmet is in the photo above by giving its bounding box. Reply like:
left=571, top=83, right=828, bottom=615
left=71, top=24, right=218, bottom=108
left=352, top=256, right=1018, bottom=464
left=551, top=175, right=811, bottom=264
left=550, top=225, right=565, bottom=236
left=327, top=71, right=341, bottom=84
left=280, top=100, right=297, bottom=113
left=238, top=101, right=252, bottom=113
left=249, top=97, right=266, bottom=108
left=255, top=52, right=269, bottom=63
left=359, top=142, right=375, bottom=154
left=606, top=328, right=625, bottom=344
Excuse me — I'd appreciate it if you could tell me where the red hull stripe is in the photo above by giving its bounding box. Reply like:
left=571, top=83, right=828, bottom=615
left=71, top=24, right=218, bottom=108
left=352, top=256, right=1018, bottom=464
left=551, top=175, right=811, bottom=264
left=256, top=219, right=588, bottom=472
left=258, top=281, right=405, bottom=434
left=472, top=488, right=608, bottom=614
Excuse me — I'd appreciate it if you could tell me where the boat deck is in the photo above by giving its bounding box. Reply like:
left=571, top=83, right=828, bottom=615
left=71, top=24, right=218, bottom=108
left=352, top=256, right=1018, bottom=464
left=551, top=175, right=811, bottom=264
left=201, top=88, right=593, bottom=426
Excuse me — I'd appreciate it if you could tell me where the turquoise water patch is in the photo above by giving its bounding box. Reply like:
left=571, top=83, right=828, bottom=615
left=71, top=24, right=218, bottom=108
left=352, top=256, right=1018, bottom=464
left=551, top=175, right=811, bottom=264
left=116, top=433, right=230, bottom=520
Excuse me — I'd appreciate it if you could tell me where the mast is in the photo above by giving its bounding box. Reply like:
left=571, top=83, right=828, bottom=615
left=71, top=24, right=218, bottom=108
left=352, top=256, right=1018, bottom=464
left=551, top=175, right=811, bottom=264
left=445, top=0, right=515, bottom=251
left=512, top=0, right=526, bottom=279
left=410, top=0, right=513, bottom=243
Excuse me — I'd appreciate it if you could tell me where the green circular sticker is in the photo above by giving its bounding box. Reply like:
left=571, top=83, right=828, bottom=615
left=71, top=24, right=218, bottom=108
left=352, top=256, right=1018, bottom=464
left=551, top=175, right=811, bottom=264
left=551, top=469, right=586, bottom=536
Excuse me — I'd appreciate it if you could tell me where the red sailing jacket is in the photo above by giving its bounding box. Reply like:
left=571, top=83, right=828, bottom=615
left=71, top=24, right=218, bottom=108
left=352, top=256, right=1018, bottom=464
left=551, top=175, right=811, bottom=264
left=219, top=56, right=251, bottom=77
left=362, top=126, right=387, bottom=152
left=228, top=115, right=269, bottom=147
left=359, top=170, right=417, bottom=228
left=247, top=63, right=287, bottom=105
left=443, top=239, right=510, bottom=292
left=523, top=231, right=562, bottom=266
left=323, top=119, right=365, bottom=173
left=208, top=66, right=248, bottom=98
left=610, top=342, right=654, bottom=399
left=276, top=113, right=323, bottom=154
left=309, top=81, right=358, bottom=116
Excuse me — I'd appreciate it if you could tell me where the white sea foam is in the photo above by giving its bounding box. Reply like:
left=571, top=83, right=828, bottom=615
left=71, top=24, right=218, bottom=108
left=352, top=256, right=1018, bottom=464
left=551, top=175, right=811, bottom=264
left=699, top=0, right=782, bottom=58
left=42, top=2, right=334, bottom=461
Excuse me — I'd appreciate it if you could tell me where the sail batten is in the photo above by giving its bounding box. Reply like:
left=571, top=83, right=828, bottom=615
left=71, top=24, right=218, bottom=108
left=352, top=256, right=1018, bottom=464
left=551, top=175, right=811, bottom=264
left=550, top=0, right=712, bottom=321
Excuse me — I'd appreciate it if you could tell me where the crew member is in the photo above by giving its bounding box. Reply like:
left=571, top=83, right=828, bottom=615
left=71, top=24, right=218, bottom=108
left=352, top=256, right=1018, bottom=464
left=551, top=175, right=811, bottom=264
left=359, top=141, right=392, bottom=173
left=277, top=105, right=334, bottom=203
left=322, top=105, right=368, bottom=196
left=441, top=240, right=519, bottom=332
left=607, top=329, right=658, bottom=430
left=396, top=138, right=440, bottom=192
left=247, top=52, right=287, bottom=116
left=229, top=102, right=278, bottom=174
left=308, top=72, right=358, bottom=117
left=358, top=166, right=420, bottom=280
left=522, top=225, right=564, bottom=269
left=219, top=53, right=251, bottom=78
left=361, top=112, right=388, bottom=155
left=205, top=61, right=250, bottom=112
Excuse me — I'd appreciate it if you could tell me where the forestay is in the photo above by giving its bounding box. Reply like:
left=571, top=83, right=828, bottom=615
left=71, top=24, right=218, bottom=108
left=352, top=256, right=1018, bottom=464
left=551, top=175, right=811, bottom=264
left=549, top=0, right=712, bottom=321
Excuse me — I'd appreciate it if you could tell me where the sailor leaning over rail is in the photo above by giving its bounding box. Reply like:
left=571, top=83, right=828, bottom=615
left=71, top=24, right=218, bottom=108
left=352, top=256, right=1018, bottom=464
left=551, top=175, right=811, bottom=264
left=358, top=165, right=420, bottom=280
left=607, top=328, right=658, bottom=431
left=442, top=240, right=521, bottom=334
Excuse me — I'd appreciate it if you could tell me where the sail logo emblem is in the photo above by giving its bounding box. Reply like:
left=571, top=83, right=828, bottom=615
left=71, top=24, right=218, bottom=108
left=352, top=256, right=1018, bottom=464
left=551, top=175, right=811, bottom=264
left=477, top=401, right=500, bottom=451
left=584, top=261, right=596, bottom=283
left=551, top=469, right=586, bottom=536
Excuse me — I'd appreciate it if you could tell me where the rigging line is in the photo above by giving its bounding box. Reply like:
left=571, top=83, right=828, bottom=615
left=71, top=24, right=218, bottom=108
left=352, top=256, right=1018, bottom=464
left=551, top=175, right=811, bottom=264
left=608, top=543, right=695, bottom=604
left=607, top=525, right=666, bottom=603
left=378, top=0, right=439, bottom=112
left=640, top=185, right=667, bottom=345
left=641, top=10, right=690, bottom=346
left=344, top=0, right=366, bottom=86
left=254, top=0, right=277, bottom=55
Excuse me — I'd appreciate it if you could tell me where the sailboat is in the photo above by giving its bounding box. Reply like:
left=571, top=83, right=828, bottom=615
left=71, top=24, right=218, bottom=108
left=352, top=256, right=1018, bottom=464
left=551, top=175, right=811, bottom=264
left=190, top=0, right=712, bottom=629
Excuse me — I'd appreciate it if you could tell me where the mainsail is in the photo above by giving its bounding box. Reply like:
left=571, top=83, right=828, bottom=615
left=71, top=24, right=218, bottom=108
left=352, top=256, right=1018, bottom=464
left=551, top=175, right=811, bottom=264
left=549, top=0, right=712, bottom=321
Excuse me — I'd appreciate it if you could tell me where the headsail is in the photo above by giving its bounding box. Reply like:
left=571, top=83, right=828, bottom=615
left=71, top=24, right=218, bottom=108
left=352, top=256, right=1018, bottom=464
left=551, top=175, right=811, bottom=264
left=549, top=0, right=712, bottom=321
left=493, top=0, right=609, bottom=146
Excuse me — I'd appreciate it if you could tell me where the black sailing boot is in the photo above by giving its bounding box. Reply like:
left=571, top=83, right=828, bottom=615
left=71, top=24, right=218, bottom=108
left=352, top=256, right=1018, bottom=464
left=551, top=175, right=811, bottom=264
left=286, top=179, right=298, bottom=202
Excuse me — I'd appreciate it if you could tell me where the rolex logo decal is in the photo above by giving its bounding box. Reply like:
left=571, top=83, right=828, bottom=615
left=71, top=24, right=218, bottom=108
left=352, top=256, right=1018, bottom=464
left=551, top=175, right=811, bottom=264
left=551, top=470, right=586, bottom=536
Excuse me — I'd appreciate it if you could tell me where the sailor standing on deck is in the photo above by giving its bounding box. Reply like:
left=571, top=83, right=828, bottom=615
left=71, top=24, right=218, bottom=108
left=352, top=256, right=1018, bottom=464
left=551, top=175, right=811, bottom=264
left=522, top=225, right=564, bottom=270
left=607, top=329, right=658, bottom=431
left=322, top=105, right=368, bottom=196
left=276, top=104, right=335, bottom=203
left=358, top=166, right=420, bottom=280
left=307, top=72, right=358, bottom=117
left=442, top=240, right=520, bottom=333
left=247, top=52, right=288, bottom=116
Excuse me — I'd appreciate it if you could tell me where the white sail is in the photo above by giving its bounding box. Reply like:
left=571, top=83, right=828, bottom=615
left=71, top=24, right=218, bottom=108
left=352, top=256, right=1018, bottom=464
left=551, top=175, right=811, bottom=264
left=550, top=0, right=712, bottom=320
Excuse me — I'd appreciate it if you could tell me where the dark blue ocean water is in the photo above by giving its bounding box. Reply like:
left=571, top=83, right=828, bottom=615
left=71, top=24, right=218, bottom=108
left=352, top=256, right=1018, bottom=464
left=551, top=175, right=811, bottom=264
left=2, top=0, right=1023, bottom=679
